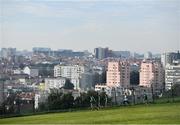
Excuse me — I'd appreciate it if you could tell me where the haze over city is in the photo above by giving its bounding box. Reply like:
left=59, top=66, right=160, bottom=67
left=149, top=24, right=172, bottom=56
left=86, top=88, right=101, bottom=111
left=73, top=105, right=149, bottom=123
left=0, top=0, right=179, bottom=53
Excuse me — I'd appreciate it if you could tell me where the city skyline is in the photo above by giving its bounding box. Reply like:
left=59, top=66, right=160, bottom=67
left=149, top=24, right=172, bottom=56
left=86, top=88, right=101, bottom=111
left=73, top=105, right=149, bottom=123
left=0, top=0, right=180, bottom=53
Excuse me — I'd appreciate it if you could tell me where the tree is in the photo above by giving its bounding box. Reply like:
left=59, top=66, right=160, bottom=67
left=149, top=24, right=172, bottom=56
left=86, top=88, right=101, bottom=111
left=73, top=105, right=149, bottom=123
left=63, top=79, right=74, bottom=90
left=163, top=84, right=180, bottom=98
left=47, top=90, right=74, bottom=110
left=130, top=71, right=139, bottom=85
left=61, top=93, right=74, bottom=109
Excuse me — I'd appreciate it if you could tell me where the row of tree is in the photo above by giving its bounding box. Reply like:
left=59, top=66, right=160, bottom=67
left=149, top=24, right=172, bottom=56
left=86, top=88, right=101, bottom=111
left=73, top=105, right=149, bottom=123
left=38, top=90, right=111, bottom=111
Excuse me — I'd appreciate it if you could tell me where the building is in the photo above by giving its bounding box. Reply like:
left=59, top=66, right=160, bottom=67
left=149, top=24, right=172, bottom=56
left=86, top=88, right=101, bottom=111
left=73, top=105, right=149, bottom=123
left=112, top=51, right=131, bottom=59
left=23, top=66, right=39, bottom=77
left=139, top=60, right=164, bottom=94
left=161, top=51, right=180, bottom=68
left=44, top=77, right=66, bottom=92
left=33, top=47, right=51, bottom=56
left=80, top=72, right=93, bottom=91
left=165, top=61, right=180, bottom=90
left=106, top=61, right=130, bottom=88
left=130, top=63, right=140, bottom=72
left=94, top=47, right=109, bottom=59
left=0, top=48, right=16, bottom=59
left=54, top=65, right=87, bottom=90
left=144, top=52, right=152, bottom=59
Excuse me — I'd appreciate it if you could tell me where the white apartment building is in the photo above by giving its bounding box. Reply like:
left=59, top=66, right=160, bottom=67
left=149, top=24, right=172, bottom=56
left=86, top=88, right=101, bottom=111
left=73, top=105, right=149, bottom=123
left=54, top=65, right=86, bottom=90
left=165, top=62, right=180, bottom=90
left=45, top=77, right=66, bottom=92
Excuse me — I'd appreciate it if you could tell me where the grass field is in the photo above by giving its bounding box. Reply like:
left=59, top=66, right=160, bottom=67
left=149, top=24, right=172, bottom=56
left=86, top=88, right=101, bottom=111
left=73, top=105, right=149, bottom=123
left=0, top=102, right=180, bottom=124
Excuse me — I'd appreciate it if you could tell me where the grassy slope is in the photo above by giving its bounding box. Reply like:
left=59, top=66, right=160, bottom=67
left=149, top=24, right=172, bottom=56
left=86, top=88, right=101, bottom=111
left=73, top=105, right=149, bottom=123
left=0, top=102, right=180, bottom=124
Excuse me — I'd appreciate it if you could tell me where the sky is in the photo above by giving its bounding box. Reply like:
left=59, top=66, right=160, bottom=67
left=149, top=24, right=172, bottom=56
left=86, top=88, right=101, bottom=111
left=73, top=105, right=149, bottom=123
left=0, top=0, right=180, bottom=53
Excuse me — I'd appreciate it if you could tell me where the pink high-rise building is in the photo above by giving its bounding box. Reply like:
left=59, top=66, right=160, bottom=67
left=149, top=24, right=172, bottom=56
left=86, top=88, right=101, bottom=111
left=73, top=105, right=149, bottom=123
left=106, top=61, right=130, bottom=88
left=140, top=60, right=164, bottom=92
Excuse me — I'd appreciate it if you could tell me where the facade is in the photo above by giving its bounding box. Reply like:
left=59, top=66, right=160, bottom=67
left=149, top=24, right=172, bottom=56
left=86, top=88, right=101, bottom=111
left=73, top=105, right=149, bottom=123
left=23, top=66, right=39, bottom=77
left=165, top=62, right=180, bottom=90
left=130, top=63, right=140, bottom=72
left=161, top=51, right=180, bottom=68
left=44, top=77, right=66, bottom=91
left=106, top=61, right=130, bottom=88
left=144, top=52, right=152, bottom=59
left=54, top=65, right=86, bottom=89
left=139, top=60, right=164, bottom=93
left=94, top=47, right=109, bottom=59
left=80, top=72, right=93, bottom=91
left=0, top=48, right=16, bottom=59
left=112, top=51, right=131, bottom=59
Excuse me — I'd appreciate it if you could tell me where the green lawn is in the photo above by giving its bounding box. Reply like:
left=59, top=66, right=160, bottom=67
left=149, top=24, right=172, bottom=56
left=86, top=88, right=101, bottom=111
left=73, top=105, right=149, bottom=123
left=0, top=102, right=180, bottom=124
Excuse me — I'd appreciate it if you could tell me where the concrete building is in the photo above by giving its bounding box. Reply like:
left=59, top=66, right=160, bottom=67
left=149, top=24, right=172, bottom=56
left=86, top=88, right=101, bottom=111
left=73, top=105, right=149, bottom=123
left=144, top=52, right=152, bottom=59
left=54, top=65, right=87, bottom=90
left=161, top=51, right=180, bottom=68
left=130, top=63, right=140, bottom=72
left=23, top=66, right=39, bottom=77
left=140, top=60, right=164, bottom=93
left=80, top=72, right=93, bottom=91
left=165, top=61, right=180, bottom=90
left=0, top=48, right=16, bottom=59
left=106, top=61, right=130, bottom=88
left=112, top=51, right=131, bottom=59
left=94, top=47, right=109, bottom=59
left=45, top=77, right=66, bottom=92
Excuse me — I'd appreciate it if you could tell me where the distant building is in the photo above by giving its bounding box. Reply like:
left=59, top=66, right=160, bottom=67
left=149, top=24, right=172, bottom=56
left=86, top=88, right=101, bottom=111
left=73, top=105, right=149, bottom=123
left=139, top=60, right=164, bottom=94
left=33, top=47, right=51, bottom=56
left=23, top=66, right=39, bottom=77
left=80, top=72, right=93, bottom=91
left=144, top=52, right=152, bottom=59
left=94, top=47, right=109, bottom=59
left=54, top=65, right=87, bottom=90
left=130, top=63, right=140, bottom=72
left=161, top=51, right=180, bottom=68
left=112, top=51, right=131, bottom=59
left=44, top=77, right=66, bottom=92
left=165, top=61, right=180, bottom=90
left=106, top=61, right=130, bottom=88
left=0, top=48, right=16, bottom=59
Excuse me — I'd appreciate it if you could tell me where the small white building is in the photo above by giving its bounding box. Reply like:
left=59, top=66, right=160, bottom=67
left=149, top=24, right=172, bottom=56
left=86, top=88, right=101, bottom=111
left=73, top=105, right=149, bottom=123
left=45, top=77, right=66, bottom=92
left=23, top=66, right=39, bottom=77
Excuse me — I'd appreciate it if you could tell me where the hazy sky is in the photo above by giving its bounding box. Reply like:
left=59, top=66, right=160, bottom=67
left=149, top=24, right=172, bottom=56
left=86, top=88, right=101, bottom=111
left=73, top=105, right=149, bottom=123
left=0, top=0, right=180, bottom=53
